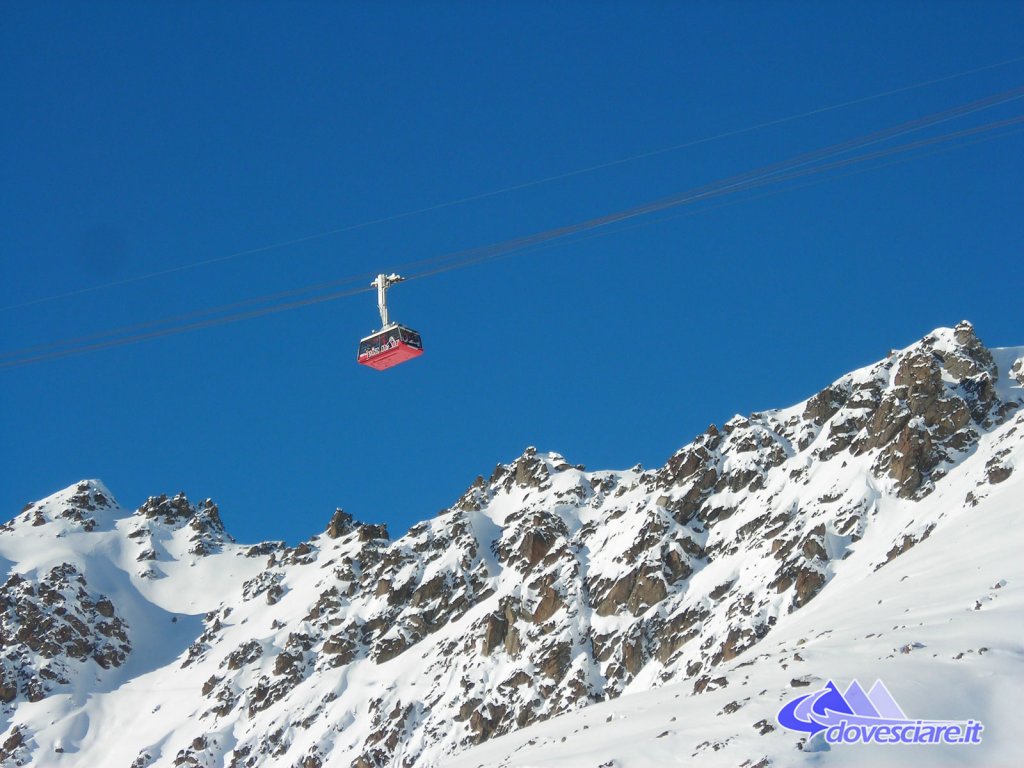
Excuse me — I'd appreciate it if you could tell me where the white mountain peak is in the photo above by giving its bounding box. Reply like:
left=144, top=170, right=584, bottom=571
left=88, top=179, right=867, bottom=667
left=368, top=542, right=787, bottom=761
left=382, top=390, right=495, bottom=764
left=1, top=324, right=1021, bottom=767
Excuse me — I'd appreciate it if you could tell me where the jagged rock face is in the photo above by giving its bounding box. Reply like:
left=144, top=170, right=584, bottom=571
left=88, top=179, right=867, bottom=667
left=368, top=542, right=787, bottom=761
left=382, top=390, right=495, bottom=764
left=0, top=482, right=133, bottom=706
left=0, top=324, right=1022, bottom=768
left=7, top=480, right=112, bottom=533
left=1011, top=356, right=1024, bottom=386
left=0, top=563, right=130, bottom=704
left=813, top=320, right=1009, bottom=497
left=0, top=726, right=31, bottom=766
left=127, top=493, right=233, bottom=575
left=325, top=509, right=356, bottom=539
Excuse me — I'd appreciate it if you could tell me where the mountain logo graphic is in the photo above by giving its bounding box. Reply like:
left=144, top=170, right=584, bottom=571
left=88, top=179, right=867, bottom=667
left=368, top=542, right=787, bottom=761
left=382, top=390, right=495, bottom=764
left=777, top=680, right=984, bottom=745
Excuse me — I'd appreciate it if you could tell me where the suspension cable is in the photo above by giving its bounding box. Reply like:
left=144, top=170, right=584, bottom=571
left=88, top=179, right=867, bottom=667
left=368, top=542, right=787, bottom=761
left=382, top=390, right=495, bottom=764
left=2, top=94, right=1021, bottom=369
left=3, top=56, right=1023, bottom=313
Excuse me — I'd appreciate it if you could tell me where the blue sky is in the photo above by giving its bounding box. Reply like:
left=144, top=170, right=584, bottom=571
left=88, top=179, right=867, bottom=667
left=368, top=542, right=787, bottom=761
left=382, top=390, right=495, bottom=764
left=2, top=2, right=1022, bottom=544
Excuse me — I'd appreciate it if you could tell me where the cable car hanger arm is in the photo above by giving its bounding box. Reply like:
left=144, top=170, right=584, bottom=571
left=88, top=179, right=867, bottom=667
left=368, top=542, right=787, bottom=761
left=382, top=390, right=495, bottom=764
left=373, top=273, right=404, bottom=328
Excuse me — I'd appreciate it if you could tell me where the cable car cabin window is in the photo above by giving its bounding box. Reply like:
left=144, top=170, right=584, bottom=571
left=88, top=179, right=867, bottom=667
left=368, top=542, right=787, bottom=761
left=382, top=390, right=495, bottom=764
left=359, top=332, right=397, bottom=356
left=399, top=328, right=422, bottom=348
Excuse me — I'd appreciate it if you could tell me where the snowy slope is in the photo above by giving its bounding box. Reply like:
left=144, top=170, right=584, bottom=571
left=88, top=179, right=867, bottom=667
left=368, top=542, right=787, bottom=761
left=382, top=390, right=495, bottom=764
left=444, top=384, right=1024, bottom=768
left=0, top=321, right=1021, bottom=768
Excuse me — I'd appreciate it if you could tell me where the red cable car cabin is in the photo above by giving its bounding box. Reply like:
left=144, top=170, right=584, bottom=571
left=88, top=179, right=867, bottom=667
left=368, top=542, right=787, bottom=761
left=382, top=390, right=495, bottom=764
left=357, top=272, right=423, bottom=370
left=357, top=324, right=423, bottom=370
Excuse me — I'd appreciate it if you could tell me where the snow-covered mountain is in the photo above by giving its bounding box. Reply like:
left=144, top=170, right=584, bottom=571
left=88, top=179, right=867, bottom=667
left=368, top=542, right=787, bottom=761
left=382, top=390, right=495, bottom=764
left=1, top=321, right=1021, bottom=768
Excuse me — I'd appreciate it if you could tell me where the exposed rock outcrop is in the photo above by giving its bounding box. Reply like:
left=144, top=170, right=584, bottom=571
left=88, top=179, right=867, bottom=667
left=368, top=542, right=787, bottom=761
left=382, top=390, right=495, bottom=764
left=1, top=323, right=1021, bottom=768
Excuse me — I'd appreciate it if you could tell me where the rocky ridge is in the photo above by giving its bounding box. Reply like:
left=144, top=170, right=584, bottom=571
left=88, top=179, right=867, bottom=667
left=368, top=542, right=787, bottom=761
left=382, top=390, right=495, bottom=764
left=0, top=322, right=1021, bottom=767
